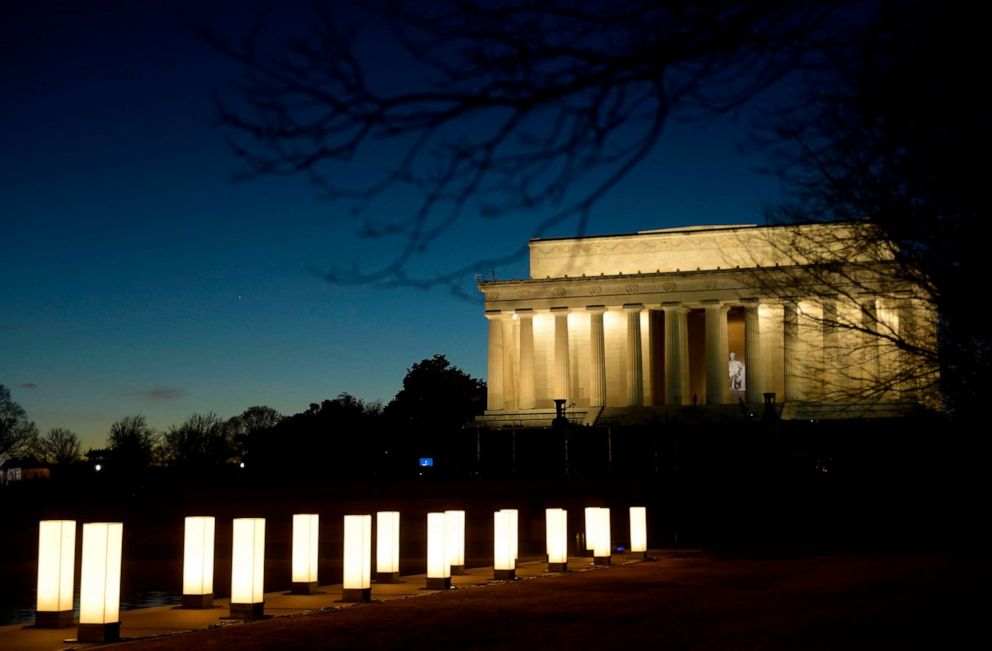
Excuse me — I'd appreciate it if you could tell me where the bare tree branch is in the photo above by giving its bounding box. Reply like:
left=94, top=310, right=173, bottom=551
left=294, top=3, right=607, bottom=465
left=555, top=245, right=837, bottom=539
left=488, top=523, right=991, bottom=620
left=191, top=0, right=847, bottom=295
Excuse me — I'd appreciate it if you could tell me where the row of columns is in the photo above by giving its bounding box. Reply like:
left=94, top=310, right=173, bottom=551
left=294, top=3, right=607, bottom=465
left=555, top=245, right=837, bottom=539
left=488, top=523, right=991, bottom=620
left=488, top=294, right=921, bottom=411
left=486, top=301, right=763, bottom=410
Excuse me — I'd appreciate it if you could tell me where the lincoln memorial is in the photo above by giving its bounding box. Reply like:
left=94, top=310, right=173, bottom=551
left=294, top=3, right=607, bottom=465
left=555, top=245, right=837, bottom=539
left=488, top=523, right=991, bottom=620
left=478, top=223, right=936, bottom=427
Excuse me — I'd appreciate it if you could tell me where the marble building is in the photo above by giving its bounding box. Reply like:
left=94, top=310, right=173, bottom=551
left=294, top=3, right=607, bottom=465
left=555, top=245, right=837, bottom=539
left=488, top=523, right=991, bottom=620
left=477, top=223, right=935, bottom=427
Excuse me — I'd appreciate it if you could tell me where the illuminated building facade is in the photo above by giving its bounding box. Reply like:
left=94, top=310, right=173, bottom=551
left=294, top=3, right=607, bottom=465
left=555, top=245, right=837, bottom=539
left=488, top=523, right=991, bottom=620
left=478, top=223, right=935, bottom=426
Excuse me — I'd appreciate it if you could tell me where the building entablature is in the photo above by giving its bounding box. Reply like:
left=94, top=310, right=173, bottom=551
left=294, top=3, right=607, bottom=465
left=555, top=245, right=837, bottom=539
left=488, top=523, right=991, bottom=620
left=478, top=265, right=913, bottom=314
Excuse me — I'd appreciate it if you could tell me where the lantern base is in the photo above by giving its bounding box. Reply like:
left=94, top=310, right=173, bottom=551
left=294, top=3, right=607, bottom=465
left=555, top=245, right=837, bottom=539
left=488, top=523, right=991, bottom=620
left=594, top=555, right=611, bottom=566
left=291, top=581, right=319, bottom=595
left=425, top=577, right=451, bottom=590
left=493, top=568, right=516, bottom=580
left=375, top=571, right=401, bottom=583
left=77, top=622, right=120, bottom=643
left=548, top=562, right=568, bottom=573
left=341, top=587, right=372, bottom=602
left=35, top=610, right=73, bottom=628
left=181, top=593, right=213, bottom=609
left=450, top=564, right=465, bottom=576
left=230, top=602, right=265, bottom=619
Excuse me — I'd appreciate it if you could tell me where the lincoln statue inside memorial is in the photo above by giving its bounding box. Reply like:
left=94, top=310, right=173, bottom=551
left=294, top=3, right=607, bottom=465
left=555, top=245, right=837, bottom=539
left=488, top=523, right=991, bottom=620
left=477, top=223, right=936, bottom=428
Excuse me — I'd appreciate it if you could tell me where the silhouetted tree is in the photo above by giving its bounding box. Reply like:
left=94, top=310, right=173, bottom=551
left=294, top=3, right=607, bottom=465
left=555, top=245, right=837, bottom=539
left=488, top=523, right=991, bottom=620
left=162, top=412, right=234, bottom=468
left=252, top=394, right=382, bottom=476
left=196, top=0, right=849, bottom=294
left=386, top=354, right=485, bottom=431
left=35, top=427, right=82, bottom=466
left=758, top=0, right=985, bottom=418
left=106, top=415, right=158, bottom=471
left=226, top=405, right=283, bottom=461
left=384, top=354, right=485, bottom=472
left=0, top=384, right=38, bottom=462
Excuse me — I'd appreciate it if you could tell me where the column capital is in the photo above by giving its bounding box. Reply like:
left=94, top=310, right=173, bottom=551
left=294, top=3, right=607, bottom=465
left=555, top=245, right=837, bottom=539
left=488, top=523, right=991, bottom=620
left=741, top=297, right=761, bottom=307
left=514, top=308, right=534, bottom=318
left=702, top=300, right=730, bottom=313
left=661, top=302, right=689, bottom=314
left=586, top=305, right=607, bottom=314
left=550, top=306, right=570, bottom=315
left=622, top=303, right=644, bottom=312
left=484, top=310, right=505, bottom=321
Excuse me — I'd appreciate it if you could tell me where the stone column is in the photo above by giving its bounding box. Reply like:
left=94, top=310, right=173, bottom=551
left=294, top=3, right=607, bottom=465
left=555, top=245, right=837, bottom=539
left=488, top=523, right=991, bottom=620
left=551, top=307, right=571, bottom=401
left=663, top=304, right=690, bottom=406
left=485, top=311, right=505, bottom=411
left=587, top=306, right=607, bottom=407
left=641, top=308, right=654, bottom=405
left=897, top=298, right=919, bottom=400
left=516, top=309, right=536, bottom=410
left=783, top=303, right=800, bottom=401
left=860, top=296, right=881, bottom=390
left=744, top=300, right=762, bottom=404
left=821, top=297, right=840, bottom=398
left=704, top=301, right=729, bottom=405
left=624, top=304, right=644, bottom=407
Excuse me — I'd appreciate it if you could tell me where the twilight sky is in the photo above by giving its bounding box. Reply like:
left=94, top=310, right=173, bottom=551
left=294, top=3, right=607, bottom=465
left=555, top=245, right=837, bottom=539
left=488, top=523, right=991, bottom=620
left=1, top=0, right=784, bottom=449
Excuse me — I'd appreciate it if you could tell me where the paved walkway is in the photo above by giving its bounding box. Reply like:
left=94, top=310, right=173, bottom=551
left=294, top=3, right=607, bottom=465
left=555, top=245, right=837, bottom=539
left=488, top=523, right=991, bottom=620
left=0, top=553, right=638, bottom=650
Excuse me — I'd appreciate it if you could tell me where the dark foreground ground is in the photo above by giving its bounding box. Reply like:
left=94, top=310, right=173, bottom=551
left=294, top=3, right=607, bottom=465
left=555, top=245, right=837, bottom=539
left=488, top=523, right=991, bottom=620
left=120, top=546, right=988, bottom=650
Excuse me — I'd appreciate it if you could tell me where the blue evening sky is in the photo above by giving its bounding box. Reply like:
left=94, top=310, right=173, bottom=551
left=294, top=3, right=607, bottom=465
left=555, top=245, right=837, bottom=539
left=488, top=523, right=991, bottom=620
left=1, top=1, right=783, bottom=448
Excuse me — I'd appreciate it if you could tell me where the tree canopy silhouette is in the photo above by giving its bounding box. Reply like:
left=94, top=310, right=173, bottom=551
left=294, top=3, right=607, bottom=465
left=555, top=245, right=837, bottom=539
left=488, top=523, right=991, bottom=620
left=758, top=0, right=985, bottom=418
left=0, top=384, right=38, bottom=462
left=385, top=354, right=486, bottom=433
left=35, top=427, right=82, bottom=466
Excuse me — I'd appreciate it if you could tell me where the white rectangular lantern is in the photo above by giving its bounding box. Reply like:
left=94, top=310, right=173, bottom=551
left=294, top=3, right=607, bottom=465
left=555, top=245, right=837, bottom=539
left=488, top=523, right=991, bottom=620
left=182, top=516, right=215, bottom=608
left=500, top=508, right=518, bottom=560
left=630, top=506, right=647, bottom=557
left=445, top=510, right=465, bottom=575
left=230, top=518, right=265, bottom=619
left=584, top=507, right=598, bottom=554
left=545, top=508, right=568, bottom=572
left=291, top=514, right=319, bottom=594
left=426, top=512, right=450, bottom=589
left=593, top=508, right=611, bottom=565
left=494, top=510, right=517, bottom=580
left=36, top=520, right=75, bottom=627
left=376, top=511, right=400, bottom=582
left=343, top=515, right=372, bottom=601
left=78, top=522, right=123, bottom=643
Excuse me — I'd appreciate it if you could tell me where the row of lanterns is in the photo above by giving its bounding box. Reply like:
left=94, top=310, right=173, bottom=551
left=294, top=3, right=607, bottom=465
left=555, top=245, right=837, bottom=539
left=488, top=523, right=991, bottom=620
left=36, top=506, right=648, bottom=643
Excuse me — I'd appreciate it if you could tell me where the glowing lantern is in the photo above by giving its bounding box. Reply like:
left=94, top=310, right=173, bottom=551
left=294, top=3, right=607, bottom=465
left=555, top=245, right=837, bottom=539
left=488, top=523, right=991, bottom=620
left=629, top=506, right=647, bottom=558
left=78, top=522, right=123, bottom=643
left=493, top=509, right=516, bottom=580
left=342, top=515, right=372, bottom=601
left=375, top=511, right=400, bottom=583
left=545, top=509, right=568, bottom=572
left=500, top=508, right=518, bottom=560
left=426, top=512, right=450, bottom=589
left=593, top=508, right=611, bottom=565
left=445, top=510, right=465, bottom=575
left=36, top=520, right=75, bottom=627
left=584, top=507, right=598, bottom=556
left=291, top=514, right=319, bottom=594
left=230, top=518, right=265, bottom=619
left=182, top=516, right=215, bottom=608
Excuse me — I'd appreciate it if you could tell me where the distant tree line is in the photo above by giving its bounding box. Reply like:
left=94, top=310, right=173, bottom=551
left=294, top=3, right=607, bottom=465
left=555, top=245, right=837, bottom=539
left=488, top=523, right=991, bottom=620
left=1, top=355, right=485, bottom=480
